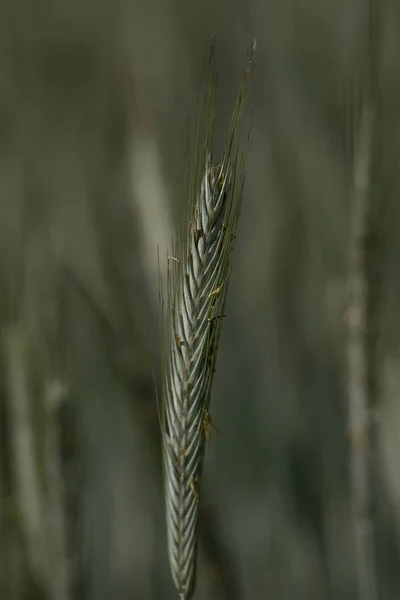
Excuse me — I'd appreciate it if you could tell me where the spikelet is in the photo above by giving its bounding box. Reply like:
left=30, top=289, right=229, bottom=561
left=159, top=41, right=255, bottom=599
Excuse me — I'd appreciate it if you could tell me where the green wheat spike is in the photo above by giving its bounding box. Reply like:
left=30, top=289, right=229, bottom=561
left=158, top=39, right=255, bottom=600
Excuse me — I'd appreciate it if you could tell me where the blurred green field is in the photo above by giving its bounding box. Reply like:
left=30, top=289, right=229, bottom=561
left=1, top=1, right=400, bottom=599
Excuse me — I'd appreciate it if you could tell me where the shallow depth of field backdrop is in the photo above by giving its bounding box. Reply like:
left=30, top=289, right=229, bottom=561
left=1, top=1, right=400, bottom=599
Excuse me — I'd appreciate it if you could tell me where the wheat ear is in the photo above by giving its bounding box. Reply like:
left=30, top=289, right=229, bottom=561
left=159, top=41, right=255, bottom=600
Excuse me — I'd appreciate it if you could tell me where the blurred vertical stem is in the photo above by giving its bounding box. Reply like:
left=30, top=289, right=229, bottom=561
left=347, top=1, right=380, bottom=599
left=43, top=378, right=70, bottom=600
left=3, top=325, right=49, bottom=589
left=3, top=323, right=71, bottom=600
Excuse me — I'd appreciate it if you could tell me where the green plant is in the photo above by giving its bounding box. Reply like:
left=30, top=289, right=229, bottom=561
left=158, top=41, right=255, bottom=599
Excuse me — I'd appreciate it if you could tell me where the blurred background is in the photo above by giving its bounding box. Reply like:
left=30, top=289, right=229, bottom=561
left=1, top=1, right=400, bottom=599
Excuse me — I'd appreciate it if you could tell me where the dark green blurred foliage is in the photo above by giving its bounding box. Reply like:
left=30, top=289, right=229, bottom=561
left=1, top=1, right=400, bottom=599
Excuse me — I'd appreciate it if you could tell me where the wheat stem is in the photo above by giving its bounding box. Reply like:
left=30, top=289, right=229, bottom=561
left=3, top=324, right=49, bottom=589
left=347, top=2, right=380, bottom=598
